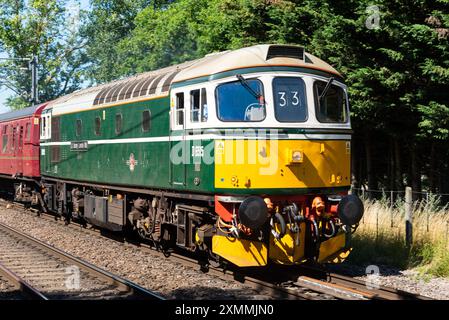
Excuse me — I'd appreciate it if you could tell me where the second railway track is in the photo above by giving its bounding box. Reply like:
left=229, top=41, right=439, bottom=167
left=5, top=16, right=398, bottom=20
left=0, top=221, right=164, bottom=300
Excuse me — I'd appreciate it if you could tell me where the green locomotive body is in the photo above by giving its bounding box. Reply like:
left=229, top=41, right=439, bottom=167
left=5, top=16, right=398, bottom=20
left=38, top=45, right=363, bottom=267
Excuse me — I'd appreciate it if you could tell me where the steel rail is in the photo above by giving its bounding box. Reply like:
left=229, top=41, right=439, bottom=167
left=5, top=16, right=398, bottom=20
left=326, top=272, right=432, bottom=300
left=0, top=220, right=165, bottom=300
left=0, top=262, right=48, bottom=300
left=297, top=264, right=432, bottom=300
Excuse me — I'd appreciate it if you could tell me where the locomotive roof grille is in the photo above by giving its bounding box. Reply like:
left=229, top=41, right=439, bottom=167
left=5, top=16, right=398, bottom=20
left=266, top=45, right=305, bottom=61
left=148, top=73, right=167, bottom=95
left=137, top=76, right=157, bottom=97
left=47, top=45, right=341, bottom=113
left=161, top=69, right=181, bottom=92
left=92, top=69, right=180, bottom=106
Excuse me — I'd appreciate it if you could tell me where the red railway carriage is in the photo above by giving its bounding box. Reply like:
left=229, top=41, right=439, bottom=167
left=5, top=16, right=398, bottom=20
left=0, top=104, right=46, bottom=178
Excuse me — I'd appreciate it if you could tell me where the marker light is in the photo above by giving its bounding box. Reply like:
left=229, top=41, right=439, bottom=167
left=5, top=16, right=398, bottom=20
left=291, top=150, right=303, bottom=163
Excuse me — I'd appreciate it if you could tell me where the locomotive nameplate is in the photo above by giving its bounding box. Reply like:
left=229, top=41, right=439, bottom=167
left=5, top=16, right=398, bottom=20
left=70, top=141, right=88, bottom=151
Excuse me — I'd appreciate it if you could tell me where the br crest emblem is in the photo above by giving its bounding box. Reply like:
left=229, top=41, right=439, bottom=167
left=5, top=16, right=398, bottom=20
left=126, top=153, right=138, bottom=172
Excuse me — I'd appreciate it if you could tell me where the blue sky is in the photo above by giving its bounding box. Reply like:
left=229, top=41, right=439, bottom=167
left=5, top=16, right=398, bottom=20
left=0, top=0, right=90, bottom=114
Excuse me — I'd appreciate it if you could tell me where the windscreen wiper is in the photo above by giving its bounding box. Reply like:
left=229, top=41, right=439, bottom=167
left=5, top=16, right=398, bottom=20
left=319, top=77, right=334, bottom=101
left=236, top=74, right=264, bottom=103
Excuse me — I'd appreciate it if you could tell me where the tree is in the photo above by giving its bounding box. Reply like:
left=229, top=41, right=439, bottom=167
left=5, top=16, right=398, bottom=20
left=308, top=0, right=449, bottom=192
left=81, top=0, right=175, bottom=83
left=88, top=0, right=321, bottom=77
left=0, top=0, right=88, bottom=109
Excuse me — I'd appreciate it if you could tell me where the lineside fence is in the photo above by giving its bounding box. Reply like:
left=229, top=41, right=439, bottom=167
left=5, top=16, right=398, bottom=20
left=350, top=187, right=449, bottom=248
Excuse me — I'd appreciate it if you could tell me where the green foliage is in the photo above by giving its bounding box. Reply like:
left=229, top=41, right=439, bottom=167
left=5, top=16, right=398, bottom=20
left=0, top=0, right=88, bottom=109
left=349, top=232, right=410, bottom=268
left=82, top=0, right=323, bottom=80
left=420, top=242, right=449, bottom=277
left=418, top=102, right=449, bottom=140
left=80, top=0, right=160, bottom=83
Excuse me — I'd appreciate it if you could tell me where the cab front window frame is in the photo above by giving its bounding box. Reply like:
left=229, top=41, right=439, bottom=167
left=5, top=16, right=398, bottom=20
left=215, top=78, right=266, bottom=123
left=313, top=79, right=349, bottom=124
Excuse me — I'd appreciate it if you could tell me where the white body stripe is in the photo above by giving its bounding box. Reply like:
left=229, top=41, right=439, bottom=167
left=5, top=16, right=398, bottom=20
left=40, top=133, right=351, bottom=146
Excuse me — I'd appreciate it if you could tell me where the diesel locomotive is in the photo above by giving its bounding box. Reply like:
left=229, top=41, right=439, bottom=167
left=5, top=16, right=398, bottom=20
left=0, top=44, right=364, bottom=268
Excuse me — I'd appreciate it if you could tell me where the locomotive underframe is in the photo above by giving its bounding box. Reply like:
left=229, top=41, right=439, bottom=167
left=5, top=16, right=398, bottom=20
left=33, top=176, right=352, bottom=267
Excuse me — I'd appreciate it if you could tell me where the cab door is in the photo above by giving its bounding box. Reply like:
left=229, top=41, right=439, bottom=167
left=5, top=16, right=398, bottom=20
left=40, top=111, right=52, bottom=174
left=169, top=91, right=186, bottom=187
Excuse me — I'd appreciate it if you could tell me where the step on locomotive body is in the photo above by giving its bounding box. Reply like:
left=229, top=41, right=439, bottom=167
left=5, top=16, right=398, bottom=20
left=1, top=44, right=364, bottom=268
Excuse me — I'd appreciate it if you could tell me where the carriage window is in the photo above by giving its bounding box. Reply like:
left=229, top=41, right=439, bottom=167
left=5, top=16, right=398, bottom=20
left=25, top=123, right=31, bottom=140
left=12, top=127, right=16, bottom=150
left=19, top=126, right=23, bottom=147
left=273, top=77, right=307, bottom=122
left=2, top=135, right=7, bottom=153
left=175, top=93, right=184, bottom=126
left=94, top=117, right=101, bottom=136
left=216, top=79, right=265, bottom=122
left=142, top=110, right=151, bottom=132
left=115, top=113, right=122, bottom=135
left=76, top=119, right=82, bottom=137
left=2, top=125, right=7, bottom=153
left=314, top=80, right=348, bottom=123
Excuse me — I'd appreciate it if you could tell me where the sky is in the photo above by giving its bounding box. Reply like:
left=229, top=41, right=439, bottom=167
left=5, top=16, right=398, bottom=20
left=0, top=0, right=91, bottom=114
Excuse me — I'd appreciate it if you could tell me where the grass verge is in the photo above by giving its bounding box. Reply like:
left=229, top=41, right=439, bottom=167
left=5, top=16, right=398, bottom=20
left=347, top=194, right=449, bottom=277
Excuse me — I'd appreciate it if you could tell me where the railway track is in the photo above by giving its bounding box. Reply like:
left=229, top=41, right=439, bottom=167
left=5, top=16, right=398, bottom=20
left=0, top=263, right=45, bottom=300
left=325, top=271, right=431, bottom=300
left=0, top=199, right=432, bottom=301
left=0, top=220, right=164, bottom=300
left=290, top=269, right=432, bottom=300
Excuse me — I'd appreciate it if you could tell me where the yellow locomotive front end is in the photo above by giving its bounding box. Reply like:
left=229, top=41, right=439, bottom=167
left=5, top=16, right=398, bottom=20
left=194, top=45, right=365, bottom=268
left=213, top=138, right=358, bottom=267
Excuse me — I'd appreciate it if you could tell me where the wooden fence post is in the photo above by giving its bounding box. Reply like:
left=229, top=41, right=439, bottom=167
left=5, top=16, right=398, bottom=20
left=390, top=190, right=394, bottom=227
left=405, top=187, right=413, bottom=247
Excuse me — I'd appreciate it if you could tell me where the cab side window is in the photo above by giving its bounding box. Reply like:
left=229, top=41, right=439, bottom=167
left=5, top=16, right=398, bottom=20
left=41, top=117, right=46, bottom=138
left=175, top=93, right=184, bottom=126
left=40, top=115, right=52, bottom=140
left=190, top=88, right=208, bottom=123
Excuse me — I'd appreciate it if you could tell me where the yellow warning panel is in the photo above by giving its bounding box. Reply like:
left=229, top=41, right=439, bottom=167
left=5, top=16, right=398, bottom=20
left=212, top=235, right=268, bottom=267
left=318, top=232, right=347, bottom=263
left=269, top=222, right=306, bottom=265
left=214, top=139, right=351, bottom=190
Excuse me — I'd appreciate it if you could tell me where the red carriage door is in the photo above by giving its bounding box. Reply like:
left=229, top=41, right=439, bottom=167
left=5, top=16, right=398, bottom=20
left=11, top=126, right=17, bottom=174
left=16, top=125, right=24, bottom=175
